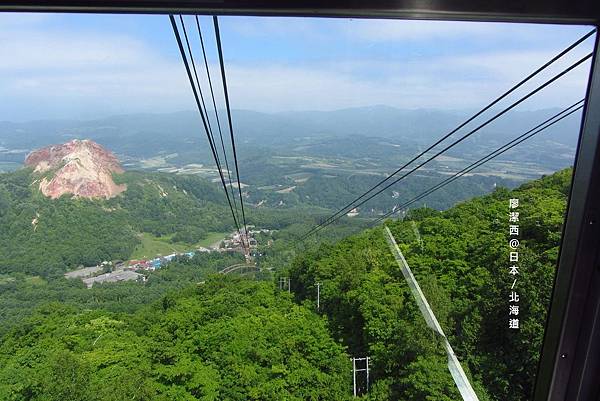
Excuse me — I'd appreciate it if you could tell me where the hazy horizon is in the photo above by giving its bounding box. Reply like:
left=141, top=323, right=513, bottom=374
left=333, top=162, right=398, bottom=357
left=0, top=103, right=578, bottom=124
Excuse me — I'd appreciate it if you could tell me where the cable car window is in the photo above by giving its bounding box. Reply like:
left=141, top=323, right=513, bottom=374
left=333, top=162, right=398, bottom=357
left=0, top=11, right=596, bottom=401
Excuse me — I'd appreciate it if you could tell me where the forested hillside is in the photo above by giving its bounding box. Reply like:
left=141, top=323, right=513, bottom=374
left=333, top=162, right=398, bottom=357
left=0, top=168, right=235, bottom=275
left=0, top=164, right=361, bottom=337
left=0, top=252, right=244, bottom=338
left=0, top=167, right=295, bottom=276
left=0, top=167, right=572, bottom=400
left=0, top=277, right=352, bottom=400
left=288, top=168, right=571, bottom=400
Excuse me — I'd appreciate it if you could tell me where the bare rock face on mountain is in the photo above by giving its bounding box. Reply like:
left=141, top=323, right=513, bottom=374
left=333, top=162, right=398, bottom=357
left=25, top=139, right=126, bottom=199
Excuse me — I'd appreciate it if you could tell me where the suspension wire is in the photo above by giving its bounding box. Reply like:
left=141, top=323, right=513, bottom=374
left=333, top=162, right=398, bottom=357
left=179, top=16, right=220, bottom=169
left=214, top=16, right=250, bottom=249
left=180, top=15, right=241, bottom=224
left=302, top=52, right=592, bottom=240
left=372, top=100, right=585, bottom=226
left=170, top=15, right=241, bottom=232
left=196, top=15, right=239, bottom=220
left=301, top=29, right=596, bottom=240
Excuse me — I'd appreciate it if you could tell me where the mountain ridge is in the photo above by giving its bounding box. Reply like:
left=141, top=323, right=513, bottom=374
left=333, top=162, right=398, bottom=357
left=0, top=105, right=579, bottom=151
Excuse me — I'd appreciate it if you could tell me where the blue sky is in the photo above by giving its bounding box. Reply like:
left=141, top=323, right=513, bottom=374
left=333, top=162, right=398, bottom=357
left=0, top=13, right=595, bottom=121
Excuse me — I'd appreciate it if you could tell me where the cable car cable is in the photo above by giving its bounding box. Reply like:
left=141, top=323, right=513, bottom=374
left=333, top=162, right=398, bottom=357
left=372, top=100, right=585, bottom=226
left=195, top=15, right=240, bottom=219
left=303, top=52, right=592, bottom=239
left=214, top=16, right=250, bottom=248
left=169, top=15, right=241, bottom=232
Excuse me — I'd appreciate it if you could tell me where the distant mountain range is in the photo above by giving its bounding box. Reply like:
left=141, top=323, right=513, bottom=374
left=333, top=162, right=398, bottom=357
left=0, top=105, right=582, bottom=164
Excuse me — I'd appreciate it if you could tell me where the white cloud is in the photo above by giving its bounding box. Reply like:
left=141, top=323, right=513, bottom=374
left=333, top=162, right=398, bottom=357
left=0, top=30, right=162, bottom=71
left=0, top=16, right=194, bottom=119
left=223, top=47, right=592, bottom=112
left=0, top=14, right=594, bottom=121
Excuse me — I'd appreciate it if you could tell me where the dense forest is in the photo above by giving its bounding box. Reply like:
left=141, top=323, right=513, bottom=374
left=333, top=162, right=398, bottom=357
left=288, top=168, right=571, bottom=400
left=0, top=252, right=244, bottom=338
left=0, top=276, right=352, bottom=400
left=0, top=167, right=571, bottom=400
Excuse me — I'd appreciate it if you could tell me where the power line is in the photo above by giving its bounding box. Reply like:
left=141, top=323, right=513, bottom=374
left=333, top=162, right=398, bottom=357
left=214, top=16, right=250, bottom=249
left=303, top=52, right=592, bottom=239
left=372, top=100, right=585, bottom=226
left=301, top=29, right=596, bottom=240
left=195, top=15, right=239, bottom=220
left=169, top=15, right=241, bottom=232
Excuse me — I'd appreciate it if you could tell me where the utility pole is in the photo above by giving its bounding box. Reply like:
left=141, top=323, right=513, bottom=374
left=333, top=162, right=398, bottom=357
left=351, top=356, right=370, bottom=397
left=316, top=282, right=321, bottom=310
left=366, top=356, right=369, bottom=392
left=279, top=277, right=290, bottom=293
left=352, top=357, right=356, bottom=397
left=243, top=230, right=251, bottom=262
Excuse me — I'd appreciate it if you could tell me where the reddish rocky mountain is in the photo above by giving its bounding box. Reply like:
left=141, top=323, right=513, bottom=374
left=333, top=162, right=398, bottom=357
left=25, top=139, right=127, bottom=199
